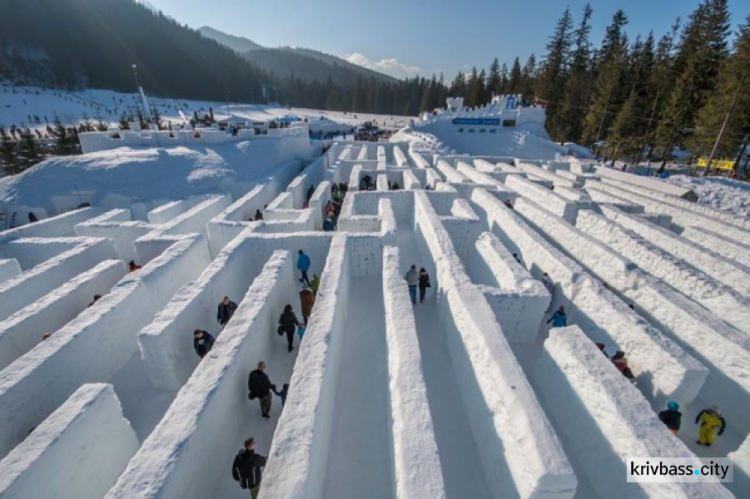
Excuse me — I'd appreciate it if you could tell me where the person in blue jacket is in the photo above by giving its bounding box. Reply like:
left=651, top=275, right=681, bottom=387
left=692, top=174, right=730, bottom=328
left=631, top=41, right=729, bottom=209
left=297, top=250, right=311, bottom=286
left=546, top=306, right=568, bottom=327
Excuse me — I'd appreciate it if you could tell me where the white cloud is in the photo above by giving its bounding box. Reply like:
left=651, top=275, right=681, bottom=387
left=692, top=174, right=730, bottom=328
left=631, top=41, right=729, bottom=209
left=345, top=52, right=421, bottom=78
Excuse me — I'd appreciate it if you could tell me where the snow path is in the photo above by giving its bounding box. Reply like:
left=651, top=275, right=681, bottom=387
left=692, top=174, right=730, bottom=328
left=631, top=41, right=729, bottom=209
left=211, top=298, right=301, bottom=499
left=397, top=229, right=500, bottom=498
left=321, top=275, right=394, bottom=499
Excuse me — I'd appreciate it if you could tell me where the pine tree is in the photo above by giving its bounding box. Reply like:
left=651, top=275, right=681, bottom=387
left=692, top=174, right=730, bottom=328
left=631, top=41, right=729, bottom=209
left=581, top=9, right=630, bottom=147
left=655, top=0, right=731, bottom=164
left=507, top=58, right=523, bottom=94
left=0, top=126, right=19, bottom=175
left=535, top=6, right=574, bottom=139
left=520, top=54, right=537, bottom=97
left=609, top=33, right=656, bottom=159
left=690, top=15, right=750, bottom=161
left=642, top=19, right=681, bottom=159
left=16, top=128, right=42, bottom=169
left=559, top=3, right=594, bottom=142
left=487, top=58, right=502, bottom=96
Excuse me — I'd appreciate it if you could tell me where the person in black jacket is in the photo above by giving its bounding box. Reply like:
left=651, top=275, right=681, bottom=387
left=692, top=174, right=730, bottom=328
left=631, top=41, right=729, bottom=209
left=193, top=329, right=215, bottom=359
left=658, top=400, right=682, bottom=435
left=248, top=361, right=276, bottom=418
left=278, top=304, right=301, bottom=353
left=232, top=437, right=267, bottom=499
left=217, top=296, right=238, bottom=327
left=418, top=268, right=431, bottom=303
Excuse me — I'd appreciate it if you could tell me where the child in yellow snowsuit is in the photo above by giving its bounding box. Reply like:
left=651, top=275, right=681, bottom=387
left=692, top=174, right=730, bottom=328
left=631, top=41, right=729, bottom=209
left=695, top=407, right=726, bottom=446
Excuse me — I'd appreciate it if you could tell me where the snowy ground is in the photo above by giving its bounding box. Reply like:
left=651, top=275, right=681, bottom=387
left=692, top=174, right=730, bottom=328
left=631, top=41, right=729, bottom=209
left=668, top=174, right=750, bottom=217
left=0, top=83, right=411, bottom=131
left=0, top=138, right=747, bottom=499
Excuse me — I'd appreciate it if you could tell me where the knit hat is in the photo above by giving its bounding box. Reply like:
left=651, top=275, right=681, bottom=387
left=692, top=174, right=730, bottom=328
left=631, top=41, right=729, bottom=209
left=667, top=400, right=679, bottom=411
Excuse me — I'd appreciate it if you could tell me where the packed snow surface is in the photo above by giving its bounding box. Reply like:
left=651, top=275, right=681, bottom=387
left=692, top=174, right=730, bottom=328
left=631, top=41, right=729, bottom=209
left=668, top=174, right=750, bottom=217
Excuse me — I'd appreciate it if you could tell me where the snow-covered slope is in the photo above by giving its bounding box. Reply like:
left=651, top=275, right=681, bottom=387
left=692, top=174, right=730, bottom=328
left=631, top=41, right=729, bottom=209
left=668, top=174, right=750, bottom=217
left=0, top=84, right=411, bottom=131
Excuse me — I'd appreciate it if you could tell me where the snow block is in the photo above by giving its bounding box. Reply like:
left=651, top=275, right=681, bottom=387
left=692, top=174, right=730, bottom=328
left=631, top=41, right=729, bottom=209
left=583, top=186, right=645, bottom=213
left=576, top=209, right=750, bottom=335
left=680, top=225, right=750, bottom=270
left=600, top=175, right=750, bottom=230
left=456, top=160, right=518, bottom=198
left=0, top=207, right=100, bottom=244
left=139, top=229, right=274, bottom=390
left=160, top=194, right=232, bottom=236
left=597, top=204, right=750, bottom=297
left=728, top=435, right=750, bottom=497
left=589, top=180, right=750, bottom=246
left=436, top=159, right=471, bottom=184
left=534, top=327, right=733, bottom=499
left=309, top=181, right=332, bottom=230
left=107, top=251, right=295, bottom=499
left=382, top=246, right=446, bottom=499
left=0, top=259, right=126, bottom=371
left=0, top=259, right=21, bottom=285
left=75, top=209, right=153, bottom=262
left=147, top=199, right=199, bottom=225
left=593, top=166, right=694, bottom=198
left=0, top=237, right=116, bottom=322
left=0, top=383, right=138, bottom=499
left=474, top=232, right=550, bottom=342
left=511, top=196, right=750, bottom=435
left=393, top=145, right=409, bottom=166
left=505, top=174, right=578, bottom=224
left=261, top=236, right=350, bottom=499
left=414, top=191, right=576, bottom=498
left=470, top=188, right=708, bottom=405
left=0, top=234, right=209, bottom=459
left=517, top=162, right=581, bottom=188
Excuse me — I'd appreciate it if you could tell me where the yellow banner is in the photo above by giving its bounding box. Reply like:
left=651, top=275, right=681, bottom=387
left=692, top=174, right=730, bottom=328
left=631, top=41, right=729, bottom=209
left=697, top=158, right=735, bottom=170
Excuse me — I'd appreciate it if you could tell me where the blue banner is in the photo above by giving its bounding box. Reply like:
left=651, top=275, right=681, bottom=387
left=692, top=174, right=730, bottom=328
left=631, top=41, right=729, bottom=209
left=452, top=118, right=500, bottom=126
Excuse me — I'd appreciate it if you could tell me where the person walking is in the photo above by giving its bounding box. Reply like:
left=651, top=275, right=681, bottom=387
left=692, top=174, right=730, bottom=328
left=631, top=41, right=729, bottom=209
left=193, top=329, right=215, bottom=359
left=418, top=267, right=431, bottom=303
left=232, top=437, right=267, bottom=499
left=299, top=287, right=315, bottom=327
left=659, top=401, right=682, bottom=435
left=404, top=265, right=419, bottom=305
left=278, top=304, right=301, bottom=352
left=310, top=273, right=321, bottom=296
left=611, top=350, right=636, bottom=382
left=217, top=296, right=238, bottom=327
left=695, top=407, right=726, bottom=447
left=541, top=272, right=554, bottom=293
left=248, top=362, right=275, bottom=418
left=297, top=250, right=311, bottom=286
left=253, top=209, right=263, bottom=221
left=546, top=306, right=567, bottom=327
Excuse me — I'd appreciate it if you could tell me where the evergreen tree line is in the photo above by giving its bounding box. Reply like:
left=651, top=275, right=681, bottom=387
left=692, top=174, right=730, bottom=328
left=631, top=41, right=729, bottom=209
left=506, top=0, right=748, bottom=164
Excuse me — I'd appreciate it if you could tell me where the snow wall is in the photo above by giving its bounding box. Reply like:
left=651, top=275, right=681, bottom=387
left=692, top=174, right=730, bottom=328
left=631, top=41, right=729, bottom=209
left=0, top=259, right=126, bottom=371
left=534, top=326, right=732, bottom=498
left=470, top=188, right=708, bottom=405
left=107, top=250, right=294, bottom=499
left=0, top=383, right=138, bottom=499
left=413, top=190, right=576, bottom=498
left=0, top=234, right=209, bottom=459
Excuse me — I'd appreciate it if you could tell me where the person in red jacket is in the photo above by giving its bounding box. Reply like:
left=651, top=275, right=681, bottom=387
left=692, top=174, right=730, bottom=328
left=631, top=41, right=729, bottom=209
left=128, top=260, right=142, bottom=272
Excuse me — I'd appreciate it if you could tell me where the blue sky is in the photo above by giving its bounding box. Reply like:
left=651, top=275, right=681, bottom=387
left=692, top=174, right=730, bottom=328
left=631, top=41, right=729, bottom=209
left=144, top=0, right=749, bottom=79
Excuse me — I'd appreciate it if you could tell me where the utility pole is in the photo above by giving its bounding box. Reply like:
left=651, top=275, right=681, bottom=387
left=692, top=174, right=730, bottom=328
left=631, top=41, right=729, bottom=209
left=703, top=73, right=746, bottom=177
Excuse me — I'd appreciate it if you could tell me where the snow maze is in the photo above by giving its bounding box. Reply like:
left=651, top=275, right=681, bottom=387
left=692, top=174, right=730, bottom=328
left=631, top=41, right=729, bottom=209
left=0, top=141, right=749, bottom=498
